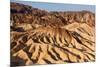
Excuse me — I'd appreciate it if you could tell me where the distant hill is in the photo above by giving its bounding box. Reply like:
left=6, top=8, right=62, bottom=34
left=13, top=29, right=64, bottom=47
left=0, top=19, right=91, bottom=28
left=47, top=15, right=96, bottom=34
left=11, top=2, right=95, bottom=30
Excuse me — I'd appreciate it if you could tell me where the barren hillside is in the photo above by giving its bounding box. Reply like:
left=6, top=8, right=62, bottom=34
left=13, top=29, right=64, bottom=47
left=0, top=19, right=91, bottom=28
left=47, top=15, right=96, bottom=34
left=10, top=2, right=95, bottom=66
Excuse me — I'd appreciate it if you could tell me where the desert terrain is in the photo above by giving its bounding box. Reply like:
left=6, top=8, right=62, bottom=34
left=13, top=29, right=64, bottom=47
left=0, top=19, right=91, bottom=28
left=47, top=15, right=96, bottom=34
left=10, top=2, right=95, bottom=66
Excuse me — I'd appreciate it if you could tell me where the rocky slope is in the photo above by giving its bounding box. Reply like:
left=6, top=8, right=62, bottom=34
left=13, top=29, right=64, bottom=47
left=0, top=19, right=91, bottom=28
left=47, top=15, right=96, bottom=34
left=10, top=2, right=95, bottom=66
